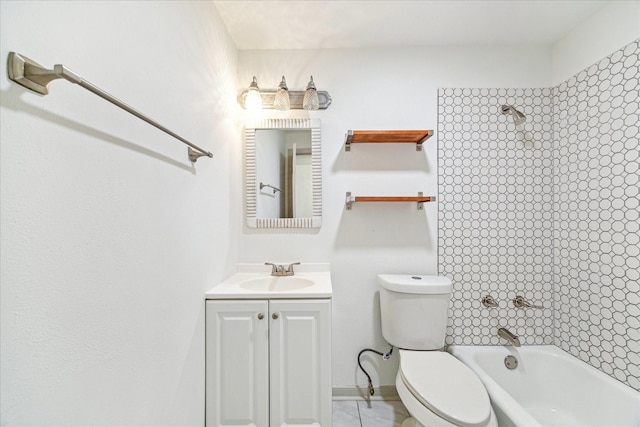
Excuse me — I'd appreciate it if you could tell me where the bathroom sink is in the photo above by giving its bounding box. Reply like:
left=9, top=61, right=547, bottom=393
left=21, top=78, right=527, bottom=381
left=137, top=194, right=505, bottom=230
left=206, top=263, right=332, bottom=299
left=239, top=277, right=314, bottom=292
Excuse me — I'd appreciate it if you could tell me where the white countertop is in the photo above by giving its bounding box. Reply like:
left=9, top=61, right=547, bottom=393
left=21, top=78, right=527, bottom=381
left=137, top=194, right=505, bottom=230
left=206, top=263, right=332, bottom=299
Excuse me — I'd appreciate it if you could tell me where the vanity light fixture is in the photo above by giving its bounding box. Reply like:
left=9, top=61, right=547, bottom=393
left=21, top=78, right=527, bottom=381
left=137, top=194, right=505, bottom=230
left=303, top=76, right=320, bottom=110
left=274, top=76, right=290, bottom=110
left=237, top=76, right=332, bottom=110
left=245, top=76, right=262, bottom=110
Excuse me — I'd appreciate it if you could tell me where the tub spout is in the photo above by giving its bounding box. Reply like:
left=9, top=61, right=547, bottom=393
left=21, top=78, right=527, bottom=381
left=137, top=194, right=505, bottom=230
left=498, top=327, right=521, bottom=347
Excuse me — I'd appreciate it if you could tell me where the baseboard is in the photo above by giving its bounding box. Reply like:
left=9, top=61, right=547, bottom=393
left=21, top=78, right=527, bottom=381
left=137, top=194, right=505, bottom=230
left=332, top=386, right=400, bottom=401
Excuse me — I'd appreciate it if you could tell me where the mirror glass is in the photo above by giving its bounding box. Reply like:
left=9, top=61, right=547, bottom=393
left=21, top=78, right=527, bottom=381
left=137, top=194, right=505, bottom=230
left=256, top=129, right=312, bottom=218
left=245, top=118, right=321, bottom=228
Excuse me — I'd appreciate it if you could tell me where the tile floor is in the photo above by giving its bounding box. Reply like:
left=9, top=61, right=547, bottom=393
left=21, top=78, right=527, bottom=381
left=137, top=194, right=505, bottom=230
left=333, top=400, right=410, bottom=427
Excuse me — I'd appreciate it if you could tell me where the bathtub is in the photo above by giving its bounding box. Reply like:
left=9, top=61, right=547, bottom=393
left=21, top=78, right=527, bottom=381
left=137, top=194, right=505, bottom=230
left=448, top=345, right=640, bottom=427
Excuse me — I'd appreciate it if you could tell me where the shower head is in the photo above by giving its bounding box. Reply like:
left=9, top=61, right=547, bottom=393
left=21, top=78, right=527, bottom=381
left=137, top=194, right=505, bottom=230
left=501, top=105, right=526, bottom=125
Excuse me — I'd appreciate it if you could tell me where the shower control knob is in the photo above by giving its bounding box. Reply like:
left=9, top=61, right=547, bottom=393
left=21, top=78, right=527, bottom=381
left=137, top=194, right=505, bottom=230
left=272, top=313, right=279, bottom=320
left=257, top=313, right=264, bottom=320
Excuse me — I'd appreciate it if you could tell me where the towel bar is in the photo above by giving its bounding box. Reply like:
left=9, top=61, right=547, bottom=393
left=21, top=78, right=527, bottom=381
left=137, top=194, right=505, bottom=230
left=7, top=52, right=212, bottom=162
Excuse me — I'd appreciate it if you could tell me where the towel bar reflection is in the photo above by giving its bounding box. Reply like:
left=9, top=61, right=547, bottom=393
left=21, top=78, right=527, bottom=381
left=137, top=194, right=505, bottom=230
left=7, top=52, right=213, bottom=162
left=260, top=182, right=281, bottom=194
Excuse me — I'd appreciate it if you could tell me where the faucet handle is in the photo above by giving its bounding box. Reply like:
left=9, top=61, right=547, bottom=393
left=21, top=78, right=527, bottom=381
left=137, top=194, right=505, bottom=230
left=264, top=262, right=278, bottom=274
left=482, top=295, right=499, bottom=308
left=513, top=295, right=543, bottom=309
left=285, top=262, right=300, bottom=274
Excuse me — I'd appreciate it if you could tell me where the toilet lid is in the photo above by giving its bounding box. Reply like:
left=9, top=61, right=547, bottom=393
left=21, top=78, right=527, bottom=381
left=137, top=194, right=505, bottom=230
left=399, top=350, right=491, bottom=427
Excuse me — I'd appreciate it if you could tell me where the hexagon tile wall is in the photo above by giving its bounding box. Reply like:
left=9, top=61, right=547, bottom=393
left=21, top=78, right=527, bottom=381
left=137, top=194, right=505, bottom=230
left=438, top=87, right=555, bottom=348
left=554, top=39, right=639, bottom=391
left=438, top=39, right=639, bottom=391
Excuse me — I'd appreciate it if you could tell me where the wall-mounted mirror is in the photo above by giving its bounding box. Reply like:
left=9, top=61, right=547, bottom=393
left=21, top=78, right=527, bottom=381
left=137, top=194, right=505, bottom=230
left=245, top=118, right=321, bottom=228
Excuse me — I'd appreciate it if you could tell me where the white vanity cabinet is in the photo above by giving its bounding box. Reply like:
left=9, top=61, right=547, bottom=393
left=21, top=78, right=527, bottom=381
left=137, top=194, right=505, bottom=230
left=206, top=298, right=332, bottom=427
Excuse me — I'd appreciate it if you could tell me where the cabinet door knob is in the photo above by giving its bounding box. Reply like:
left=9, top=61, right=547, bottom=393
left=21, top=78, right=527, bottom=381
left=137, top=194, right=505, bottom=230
left=272, top=313, right=279, bottom=320
left=257, top=313, right=264, bottom=320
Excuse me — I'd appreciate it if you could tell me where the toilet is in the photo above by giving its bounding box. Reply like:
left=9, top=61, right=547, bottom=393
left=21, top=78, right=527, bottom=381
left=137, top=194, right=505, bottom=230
left=378, top=274, right=497, bottom=427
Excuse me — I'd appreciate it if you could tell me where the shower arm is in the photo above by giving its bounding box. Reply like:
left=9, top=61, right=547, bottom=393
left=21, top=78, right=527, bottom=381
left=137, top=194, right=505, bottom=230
left=7, top=52, right=212, bottom=162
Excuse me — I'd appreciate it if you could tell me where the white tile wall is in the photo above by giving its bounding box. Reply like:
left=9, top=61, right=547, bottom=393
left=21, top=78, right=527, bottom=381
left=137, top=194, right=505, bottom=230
left=438, top=40, right=639, bottom=391
left=554, top=39, right=640, bottom=390
left=438, top=88, right=555, bottom=346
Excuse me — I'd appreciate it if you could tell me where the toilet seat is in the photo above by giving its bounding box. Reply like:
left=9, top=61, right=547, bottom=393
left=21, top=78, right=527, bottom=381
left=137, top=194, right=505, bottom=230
left=399, top=350, right=491, bottom=427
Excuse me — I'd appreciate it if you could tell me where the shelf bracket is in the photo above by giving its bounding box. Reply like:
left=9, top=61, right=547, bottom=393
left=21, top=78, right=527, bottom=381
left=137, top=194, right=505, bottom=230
left=344, top=131, right=354, bottom=152
left=414, top=130, right=433, bottom=151
left=345, top=192, right=355, bottom=210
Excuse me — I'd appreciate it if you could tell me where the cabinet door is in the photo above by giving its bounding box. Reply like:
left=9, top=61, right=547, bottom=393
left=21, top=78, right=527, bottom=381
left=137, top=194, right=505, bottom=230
left=269, top=299, right=332, bottom=427
left=206, top=300, right=269, bottom=427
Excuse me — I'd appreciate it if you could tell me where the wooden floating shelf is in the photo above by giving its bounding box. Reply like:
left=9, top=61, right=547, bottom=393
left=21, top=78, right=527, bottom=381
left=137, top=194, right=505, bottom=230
left=345, top=192, right=436, bottom=210
left=344, top=129, right=433, bottom=152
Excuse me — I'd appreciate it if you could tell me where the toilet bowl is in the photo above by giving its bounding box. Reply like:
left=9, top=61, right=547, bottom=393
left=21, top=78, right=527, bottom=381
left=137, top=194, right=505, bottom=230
left=378, top=274, right=497, bottom=427
left=396, top=350, right=497, bottom=427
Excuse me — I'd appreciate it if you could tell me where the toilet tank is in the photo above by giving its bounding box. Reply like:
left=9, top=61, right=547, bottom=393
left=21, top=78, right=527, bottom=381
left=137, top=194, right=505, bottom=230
left=378, top=274, right=452, bottom=350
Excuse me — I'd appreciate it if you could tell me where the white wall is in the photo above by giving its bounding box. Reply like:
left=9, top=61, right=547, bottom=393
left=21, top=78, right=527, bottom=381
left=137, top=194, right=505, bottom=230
left=237, top=46, right=552, bottom=389
left=552, top=0, right=640, bottom=84
left=0, top=1, right=239, bottom=425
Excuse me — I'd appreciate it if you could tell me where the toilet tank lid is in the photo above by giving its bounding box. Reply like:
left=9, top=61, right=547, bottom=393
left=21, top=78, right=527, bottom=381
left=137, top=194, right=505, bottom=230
left=377, top=275, right=452, bottom=294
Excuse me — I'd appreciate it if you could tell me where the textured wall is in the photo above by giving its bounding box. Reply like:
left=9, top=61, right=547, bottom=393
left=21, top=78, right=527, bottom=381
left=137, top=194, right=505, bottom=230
left=438, top=88, right=555, bottom=346
left=554, top=39, right=640, bottom=391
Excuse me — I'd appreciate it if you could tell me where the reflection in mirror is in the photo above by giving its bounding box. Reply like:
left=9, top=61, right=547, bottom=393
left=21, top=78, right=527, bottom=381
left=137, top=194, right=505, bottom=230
left=256, top=129, right=312, bottom=219
left=245, top=118, right=321, bottom=228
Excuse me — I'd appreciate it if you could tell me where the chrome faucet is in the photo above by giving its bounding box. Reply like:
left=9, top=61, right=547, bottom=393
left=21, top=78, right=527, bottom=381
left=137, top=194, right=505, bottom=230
left=498, top=327, right=521, bottom=347
left=265, top=262, right=300, bottom=277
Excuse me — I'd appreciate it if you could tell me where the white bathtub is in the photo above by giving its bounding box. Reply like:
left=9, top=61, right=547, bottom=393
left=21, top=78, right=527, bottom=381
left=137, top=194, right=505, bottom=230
left=448, top=345, right=640, bottom=427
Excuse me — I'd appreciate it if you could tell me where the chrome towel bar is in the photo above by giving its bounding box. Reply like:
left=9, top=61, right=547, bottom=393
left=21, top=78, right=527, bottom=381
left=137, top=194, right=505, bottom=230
left=259, top=182, right=281, bottom=194
left=7, top=52, right=213, bottom=162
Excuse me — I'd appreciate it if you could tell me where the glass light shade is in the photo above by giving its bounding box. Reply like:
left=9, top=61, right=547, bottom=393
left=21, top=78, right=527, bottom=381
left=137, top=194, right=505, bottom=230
left=245, top=76, right=262, bottom=110
left=303, top=76, right=319, bottom=110
left=246, top=89, right=262, bottom=110
left=273, top=76, right=290, bottom=111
